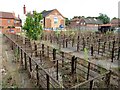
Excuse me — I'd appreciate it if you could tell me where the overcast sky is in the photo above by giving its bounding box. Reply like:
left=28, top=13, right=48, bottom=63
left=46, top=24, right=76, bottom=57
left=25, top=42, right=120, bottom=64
left=0, top=0, right=120, bottom=19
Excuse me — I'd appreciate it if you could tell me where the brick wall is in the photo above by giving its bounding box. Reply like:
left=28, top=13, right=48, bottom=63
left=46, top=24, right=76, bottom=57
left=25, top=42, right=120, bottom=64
left=44, top=10, right=65, bottom=29
left=1, top=18, right=14, bottom=28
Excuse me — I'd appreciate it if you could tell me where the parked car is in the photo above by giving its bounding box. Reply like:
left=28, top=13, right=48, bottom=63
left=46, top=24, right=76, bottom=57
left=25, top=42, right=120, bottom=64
left=7, top=29, right=16, bottom=34
left=114, top=27, right=120, bottom=33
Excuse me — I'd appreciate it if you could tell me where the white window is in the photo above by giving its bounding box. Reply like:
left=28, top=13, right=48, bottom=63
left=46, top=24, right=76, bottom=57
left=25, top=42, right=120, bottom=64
left=54, top=17, right=58, bottom=24
left=14, top=20, right=16, bottom=23
left=8, top=20, right=10, bottom=23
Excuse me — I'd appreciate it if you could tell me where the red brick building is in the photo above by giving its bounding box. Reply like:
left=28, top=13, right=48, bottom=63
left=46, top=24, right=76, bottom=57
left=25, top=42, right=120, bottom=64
left=110, top=19, right=120, bottom=27
left=69, top=17, right=103, bottom=31
left=41, top=9, right=65, bottom=30
left=0, top=11, right=22, bottom=33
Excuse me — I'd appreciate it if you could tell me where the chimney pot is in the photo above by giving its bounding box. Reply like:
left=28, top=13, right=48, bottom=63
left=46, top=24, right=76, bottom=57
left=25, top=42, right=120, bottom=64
left=23, top=5, right=26, bottom=15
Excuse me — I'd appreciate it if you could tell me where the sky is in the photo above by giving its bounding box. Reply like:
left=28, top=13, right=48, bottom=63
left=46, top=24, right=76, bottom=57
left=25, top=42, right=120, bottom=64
left=0, top=0, right=120, bottom=19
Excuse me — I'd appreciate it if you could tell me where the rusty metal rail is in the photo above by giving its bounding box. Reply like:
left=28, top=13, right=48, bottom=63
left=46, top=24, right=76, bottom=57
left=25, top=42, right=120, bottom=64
left=3, top=33, right=119, bottom=89
left=4, top=34, right=64, bottom=89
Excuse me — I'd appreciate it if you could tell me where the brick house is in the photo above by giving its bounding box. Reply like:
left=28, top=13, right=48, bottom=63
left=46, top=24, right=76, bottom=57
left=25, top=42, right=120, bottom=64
left=41, top=9, right=65, bottom=30
left=68, top=17, right=80, bottom=29
left=110, top=19, right=120, bottom=27
left=98, top=19, right=120, bottom=32
left=69, top=17, right=103, bottom=31
left=0, top=11, right=22, bottom=33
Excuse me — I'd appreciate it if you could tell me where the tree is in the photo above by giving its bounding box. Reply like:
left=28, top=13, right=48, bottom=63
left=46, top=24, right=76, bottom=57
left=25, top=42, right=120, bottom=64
left=65, top=18, right=70, bottom=26
left=22, top=11, right=43, bottom=40
left=98, top=13, right=110, bottom=24
left=112, top=17, right=117, bottom=20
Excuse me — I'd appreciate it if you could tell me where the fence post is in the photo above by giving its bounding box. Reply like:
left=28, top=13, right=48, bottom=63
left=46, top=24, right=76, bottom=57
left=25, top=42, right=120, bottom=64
left=62, top=52, right=64, bottom=67
left=77, top=36, right=80, bottom=51
left=56, top=60, right=59, bottom=80
left=98, top=39, right=100, bottom=55
left=42, top=44, right=44, bottom=57
left=74, top=57, right=77, bottom=74
left=46, top=74, right=50, bottom=90
left=50, top=34, right=52, bottom=43
left=47, top=46, right=49, bottom=58
left=117, top=46, right=120, bottom=60
left=72, top=38, right=74, bottom=47
left=109, top=41, right=111, bottom=51
left=91, top=44, right=93, bottom=56
left=71, top=56, right=75, bottom=74
left=53, top=48, right=56, bottom=60
left=29, top=57, right=32, bottom=72
left=71, top=56, right=77, bottom=74
left=63, top=39, right=65, bottom=48
left=105, top=70, right=111, bottom=88
left=83, top=37, right=85, bottom=51
left=34, top=42, right=38, bottom=57
left=21, top=48, right=23, bottom=65
left=102, top=42, right=106, bottom=56
left=39, top=51, right=42, bottom=62
left=17, top=46, right=20, bottom=61
left=90, top=80, right=93, bottom=90
left=66, top=39, right=68, bottom=48
left=24, top=52, right=27, bottom=70
left=87, top=62, right=90, bottom=80
left=11, top=42, right=13, bottom=50
left=111, top=41, right=115, bottom=62
left=36, top=64, right=39, bottom=86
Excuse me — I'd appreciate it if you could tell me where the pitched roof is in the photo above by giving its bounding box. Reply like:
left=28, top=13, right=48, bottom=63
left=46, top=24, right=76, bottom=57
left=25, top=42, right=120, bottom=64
left=41, top=9, right=64, bottom=18
left=111, top=19, right=120, bottom=24
left=83, top=18, right=103, bottom=24
left=0, top=11, right=15, bottom=19
left=41, top=10, right=54, bottom=17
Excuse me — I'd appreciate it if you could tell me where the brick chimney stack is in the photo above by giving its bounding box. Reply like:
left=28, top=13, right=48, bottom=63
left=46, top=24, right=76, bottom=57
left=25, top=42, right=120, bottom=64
left=18, top=14, right=20, bottom=18
left=23, top=5, right=26, bottom=15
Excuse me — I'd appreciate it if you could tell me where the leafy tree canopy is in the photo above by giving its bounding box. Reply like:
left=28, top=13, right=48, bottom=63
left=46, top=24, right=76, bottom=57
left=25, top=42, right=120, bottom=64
left=98, top=13, right=110, bottom=24
left=65, top=18, right=70, bottom=26
left=22, top=11, right=43, bottom=40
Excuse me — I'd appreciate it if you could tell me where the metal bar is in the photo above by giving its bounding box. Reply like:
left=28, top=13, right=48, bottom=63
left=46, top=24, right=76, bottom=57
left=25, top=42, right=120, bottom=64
left=34, top=42, right=38, bottom=57
left=21, top=48, right=23, bottom=65
left=56, top=60, right=58, bottom=80
left=24, top=52, right=27, bottom=70
left=87, top=62, right=90, bottom=80
left=77, top=36, right=80, bottom=51
left=62, top=52, right=64, bottom=67
left=42, top=44, right=44, bottom=57
left=89, top=80, right=93, bottom=90
left=29, top=57, right=32, bottom=72
left=111, top=41, right=115, bottom=62
left=36, top=64, right=39, bottom=86
left=47, top=46, right=49, bottom=57
left=70, top=71, right=110, bottom=89
left=91, top=44, right=93, bottom=56
left=53, top=48, right=56, bottom=60
left=98, top=39, right=100, bottom=55
left=71, top=56, right=75, bottom=74
left=46, top=74, right=49, bottom=90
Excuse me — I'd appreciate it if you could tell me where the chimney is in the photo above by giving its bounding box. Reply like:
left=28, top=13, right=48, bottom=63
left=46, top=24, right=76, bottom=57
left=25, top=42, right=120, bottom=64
left=23, top=5, right=26, bottom=15
left=12, top=11, right=15, bottom=17
left=18, top=14, right=20, bottom=18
